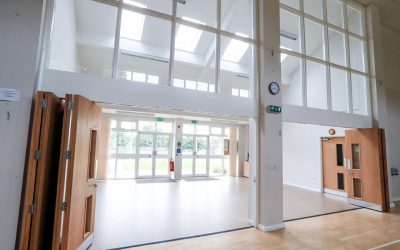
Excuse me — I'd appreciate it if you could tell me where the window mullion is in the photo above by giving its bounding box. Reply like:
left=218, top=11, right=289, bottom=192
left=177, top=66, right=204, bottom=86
left=112, top=0, right=123, bottom=78
left=300, top=0, right=307, bottom=107
left=323, top=0, right=332, bottom=111
left=215, top=0, right=221, bottom=93
left=168, top=0, right=178, bottom=86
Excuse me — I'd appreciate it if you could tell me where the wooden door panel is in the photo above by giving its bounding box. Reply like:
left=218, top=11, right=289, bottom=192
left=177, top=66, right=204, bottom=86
left=322, top=137, right=346, bottom=192
left=19, top=92, right=63, bottom=250
left=345, top=129, right=389, bottom=211
left=53, top=95, right=101, bottom=250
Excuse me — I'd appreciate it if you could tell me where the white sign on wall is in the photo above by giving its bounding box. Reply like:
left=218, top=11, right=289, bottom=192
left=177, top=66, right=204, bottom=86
left=0, top=88, right=20, bottom=102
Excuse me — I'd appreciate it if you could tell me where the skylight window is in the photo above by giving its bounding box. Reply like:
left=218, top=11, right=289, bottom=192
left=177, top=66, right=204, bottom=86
left=222, top=35, right=249, bottom=63
left=175, top=17, right=205, bottom=52
left=121, top=8, right=146, bottom=41
left=280, top=46, right=293, bottom=62
left=123, top=0, right=146, bottom=8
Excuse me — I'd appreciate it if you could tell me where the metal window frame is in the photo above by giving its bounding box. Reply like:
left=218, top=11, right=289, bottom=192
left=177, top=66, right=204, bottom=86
left=280, top=0, right=371, bottom=116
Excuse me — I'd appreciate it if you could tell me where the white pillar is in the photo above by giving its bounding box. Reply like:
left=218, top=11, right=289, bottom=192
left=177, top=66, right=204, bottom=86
left=257, top=0, right=284, bottom=231
left=229, top=126, right=238, bottom=176
left=173, top=119, right=183, bottom=180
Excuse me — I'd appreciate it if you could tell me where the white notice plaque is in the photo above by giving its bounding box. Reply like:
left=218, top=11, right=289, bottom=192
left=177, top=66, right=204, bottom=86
left=0, top=88, right=20, bottom=102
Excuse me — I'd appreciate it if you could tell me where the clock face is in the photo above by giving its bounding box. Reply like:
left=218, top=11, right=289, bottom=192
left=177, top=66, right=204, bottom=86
left=269, top=82, right=280, bottom=95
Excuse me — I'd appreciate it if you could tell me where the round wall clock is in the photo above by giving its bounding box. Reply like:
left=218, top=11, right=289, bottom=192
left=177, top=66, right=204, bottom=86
left=269, top=82, right=280, bottom=95
left=329, top=128, right=336, bottom=136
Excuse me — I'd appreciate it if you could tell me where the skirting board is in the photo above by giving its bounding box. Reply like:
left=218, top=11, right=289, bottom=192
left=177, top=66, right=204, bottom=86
left=283, top=182, right=321, bottom=193
left=248, top=219, right=256, bottom=227
left=258, top=223, right=285, bottom=232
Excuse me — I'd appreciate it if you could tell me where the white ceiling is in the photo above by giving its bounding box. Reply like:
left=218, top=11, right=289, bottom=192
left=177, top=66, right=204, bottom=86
left=355, top=0, right=400, bottom=33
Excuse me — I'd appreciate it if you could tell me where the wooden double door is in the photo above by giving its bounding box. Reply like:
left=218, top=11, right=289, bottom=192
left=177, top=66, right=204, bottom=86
left=322, top=129, right=390, bottom=212
left=18, top=92, right=102, bottom=250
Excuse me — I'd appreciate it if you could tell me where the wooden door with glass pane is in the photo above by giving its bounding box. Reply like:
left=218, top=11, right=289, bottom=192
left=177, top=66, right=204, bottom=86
left=322, top=137, right=346, bottom=193
left=52, top=95, right=102, bottom=250
left=344, top=129, right=389, bottom=212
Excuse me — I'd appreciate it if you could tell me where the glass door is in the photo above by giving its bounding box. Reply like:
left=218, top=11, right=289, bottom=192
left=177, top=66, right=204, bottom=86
left=154, top=134, right=171, bottom=177
left=182, top=136, right=195, bottom=176
left=194, top=136, right=208, bottom=176
left=137, top=133, right=154, bottom=178
left=137, top=132, right=172, bottom=178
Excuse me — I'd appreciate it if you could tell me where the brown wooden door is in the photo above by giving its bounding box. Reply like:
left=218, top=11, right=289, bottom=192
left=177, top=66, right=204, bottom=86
left=344, top=129, right=390, bottom=212
left=18, top=92, right=63, bottom=250
left=322, top=137, right=346, bottom=193
left=53, top=95, right=101, bottom=250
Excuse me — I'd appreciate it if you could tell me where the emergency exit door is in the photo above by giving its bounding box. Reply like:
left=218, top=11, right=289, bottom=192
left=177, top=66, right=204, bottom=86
left=344, top=129, right=390, bottom=212
left=182, top=136, right=209, bottom=176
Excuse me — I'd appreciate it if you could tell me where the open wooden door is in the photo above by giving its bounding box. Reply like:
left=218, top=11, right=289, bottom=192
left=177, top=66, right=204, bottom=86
left=53, top=95, right=101, bottom=250
left=18, top=92, right=63, bottom=250
left=322, top=137, right=347, bottom=196
left=344, top=128, right=390, bottom=212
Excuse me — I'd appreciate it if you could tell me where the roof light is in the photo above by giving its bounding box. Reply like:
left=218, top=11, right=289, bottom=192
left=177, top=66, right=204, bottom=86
left=222, top=39, right=249, bottom=63
left=175, top=18, right=205, bottom=52
left=120, top=7, right=146, bottom=41
left=123, top=0, right=146, bottom=8
left=280, top=46, right=293, bottom=63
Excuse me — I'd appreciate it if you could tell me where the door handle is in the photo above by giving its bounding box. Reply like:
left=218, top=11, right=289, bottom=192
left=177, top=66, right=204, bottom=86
left=91, top=183, right=98, bottom=188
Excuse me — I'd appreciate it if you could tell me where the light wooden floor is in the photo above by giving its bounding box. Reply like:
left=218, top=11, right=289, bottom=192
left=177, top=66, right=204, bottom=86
left=129, top=204, right=400, bottom=250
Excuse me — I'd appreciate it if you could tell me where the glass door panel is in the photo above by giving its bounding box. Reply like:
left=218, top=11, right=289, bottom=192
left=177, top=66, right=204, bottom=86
left=116, top=158, right=135, bottom=179
left=155, top=134, right=170, bottom=156
left=196, top=136, right=208, bottom=156
left=139, top=133, right=154, bottom=155
left=210, top=158, right=223, bottom=176
left=182, top=159, right=193, bottom=176
left=182, top=136, right=194, bottom=155
left=155, top=158, right=169, bottom=176
left=210, top=136, right=223, bottom=155
left=195, top=158, right=207, bottom=175
left=117, top=131, right=137, bottom=154
left=138, top=158, right=153, bottom=176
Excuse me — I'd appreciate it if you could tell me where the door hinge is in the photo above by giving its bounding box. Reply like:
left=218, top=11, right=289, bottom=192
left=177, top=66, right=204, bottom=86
left=68, top=101, right=75, bottom=110
left=40, top=99, right=48, bottom=108
left=65, top=150, right=72, bottom=160
left=34, top=150, right=42, bottom=160
left=60, top=202, right=67, bottom=211
left=29, top=204, right=37, bottom=214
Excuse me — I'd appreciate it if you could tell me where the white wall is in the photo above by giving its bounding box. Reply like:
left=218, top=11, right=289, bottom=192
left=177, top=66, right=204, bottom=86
left=283, top=122, right=346, bottom=191
left=0, top=0, right=43, bottom=248
left=49, top=0, right=77, bottom=71
left=381, top=26, right=400, bottom=201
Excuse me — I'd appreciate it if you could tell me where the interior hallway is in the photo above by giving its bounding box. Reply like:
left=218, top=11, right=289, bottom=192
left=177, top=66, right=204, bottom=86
left=130, top=204, right=400, bottom=250
left=93, top=177, right=250, bottom=249
left=283, top=184, right=358, bottom=221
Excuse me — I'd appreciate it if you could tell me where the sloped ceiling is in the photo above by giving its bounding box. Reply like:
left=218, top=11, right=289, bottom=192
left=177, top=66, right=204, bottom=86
left=355, top=0, right=400, bottom=33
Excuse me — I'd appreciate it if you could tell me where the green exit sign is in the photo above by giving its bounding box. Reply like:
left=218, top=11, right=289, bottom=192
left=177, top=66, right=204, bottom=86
left=192, top=120, right=198, bottom=125
left=156, top=117, right=165, bottom=122
left=267, top=105, right=282, bottom=114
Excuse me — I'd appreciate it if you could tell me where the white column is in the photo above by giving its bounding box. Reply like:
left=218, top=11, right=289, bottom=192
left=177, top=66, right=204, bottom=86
left=229, top=126, right=238, bottom=177
left=173, top=119, right=183, bottom=180
left=257, top=0, right=284, bottom=232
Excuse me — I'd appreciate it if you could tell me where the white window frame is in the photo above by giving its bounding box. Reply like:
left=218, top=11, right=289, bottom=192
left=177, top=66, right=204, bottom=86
left=280, top=0, right=371, bottom=116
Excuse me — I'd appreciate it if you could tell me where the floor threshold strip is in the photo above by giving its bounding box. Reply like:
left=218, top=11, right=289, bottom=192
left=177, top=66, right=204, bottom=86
left=283, top=207, right=363, bottom=222
left=108, top=226, right=254, bottom=250
left=369, top=239, right=400, bottom=250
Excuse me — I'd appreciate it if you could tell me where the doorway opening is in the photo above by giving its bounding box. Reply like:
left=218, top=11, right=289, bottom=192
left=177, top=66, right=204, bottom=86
left=282, top=122, right=390, bottom=221
left=93, top=108, right=252, bottom=249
